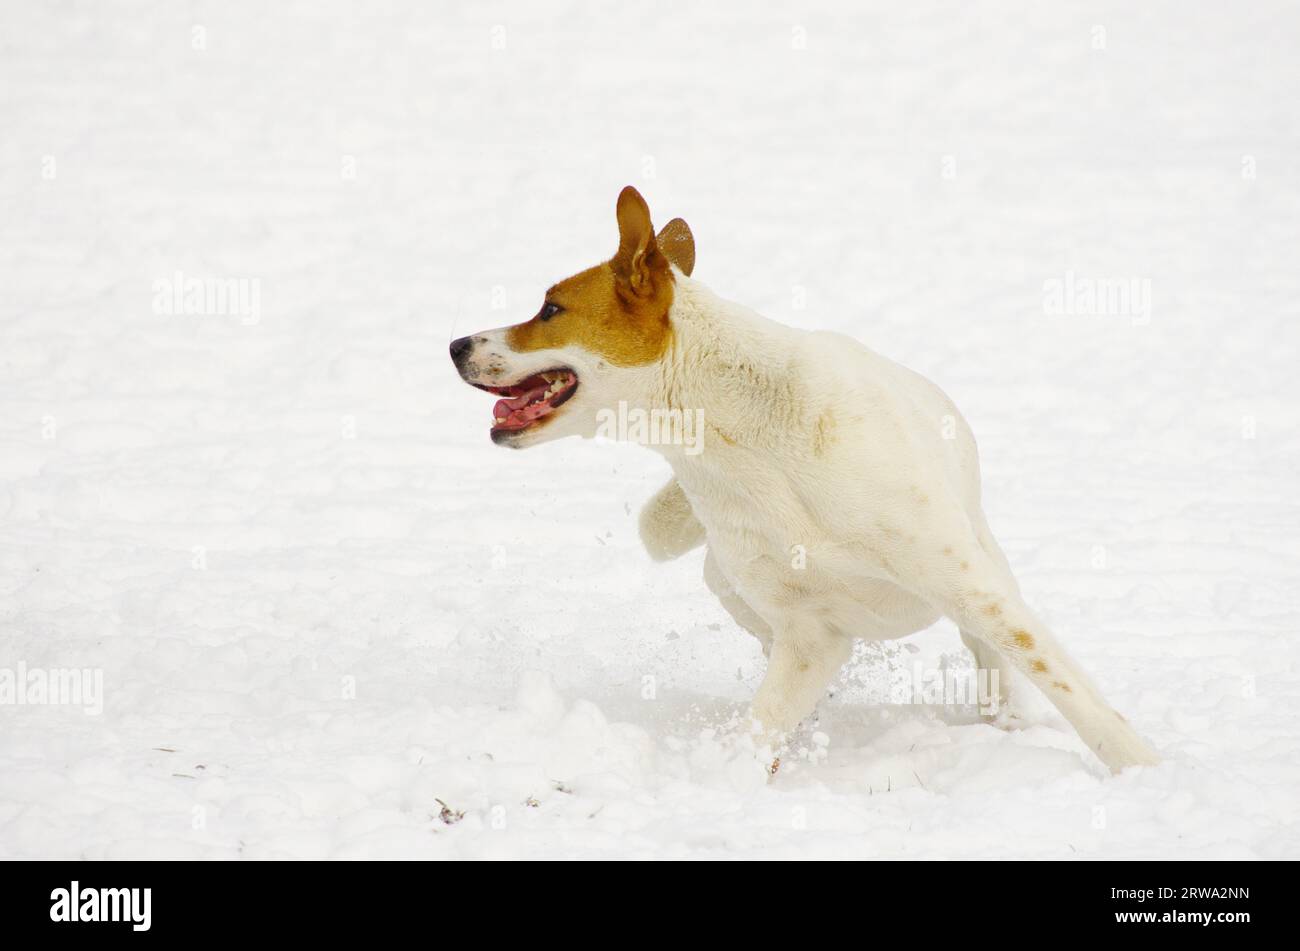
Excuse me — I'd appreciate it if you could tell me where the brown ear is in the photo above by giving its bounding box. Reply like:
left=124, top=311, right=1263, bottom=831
left=656, top=218, right=695, bottom=276
left=613, top=185, right=664, bottom=298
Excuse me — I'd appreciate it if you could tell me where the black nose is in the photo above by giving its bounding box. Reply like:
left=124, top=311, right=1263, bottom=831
left=449, top=336, right=473, bottom=365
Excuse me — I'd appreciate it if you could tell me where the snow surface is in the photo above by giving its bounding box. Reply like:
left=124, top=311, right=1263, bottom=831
left=2, top=1, right=1298, bottom=859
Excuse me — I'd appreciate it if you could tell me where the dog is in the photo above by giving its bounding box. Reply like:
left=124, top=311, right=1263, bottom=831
left=451, top=186, right=1159, bottom=774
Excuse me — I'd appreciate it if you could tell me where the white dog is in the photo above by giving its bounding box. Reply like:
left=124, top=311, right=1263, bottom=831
left=452, top=186, right=1158, bottom=773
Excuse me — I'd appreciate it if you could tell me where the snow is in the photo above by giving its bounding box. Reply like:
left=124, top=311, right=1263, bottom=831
left=2, top=0, right=1299, bottom=859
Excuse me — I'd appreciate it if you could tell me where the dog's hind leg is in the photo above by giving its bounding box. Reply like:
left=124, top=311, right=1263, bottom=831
left=639, top=478, right=706, bottom=561
left=704, top=550, right=773, bottom=657
left=959, top=628, right=1015, bottom=719
left=923, top=547, right=1158, bottom=773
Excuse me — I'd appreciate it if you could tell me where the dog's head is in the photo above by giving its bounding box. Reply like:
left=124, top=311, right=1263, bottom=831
left=451, top=186, right=694, bottom=448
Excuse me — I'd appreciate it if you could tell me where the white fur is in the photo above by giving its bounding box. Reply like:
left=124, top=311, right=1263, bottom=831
left=461, top=272, right=1159, bottom=773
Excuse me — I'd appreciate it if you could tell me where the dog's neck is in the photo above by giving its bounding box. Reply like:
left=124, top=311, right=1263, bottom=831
left=643, top=274, right=807, bottom=468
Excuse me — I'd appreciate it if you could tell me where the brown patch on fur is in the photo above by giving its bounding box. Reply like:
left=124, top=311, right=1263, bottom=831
left=960, top=561, right=970, bottom=571
left=812, top=409, right=837, bottom=456
left=505, top=187, right=674, bottom=367
left=1051, top=681, right=1072, bottom=692
left=982, top=603, right=1002, bottom=617
left=942, top=546, right=953, bottom=556
left=782, top=579, right=812, bottom=598
left=1030, top=659, right=1048, bottom=673
left=708, top=421, right=737, bottom=446
left=1009, top=629, right=1034, bottom=650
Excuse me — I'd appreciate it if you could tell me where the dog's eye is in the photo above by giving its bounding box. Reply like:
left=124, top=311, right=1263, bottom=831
left=539, top=302, right=562, bottom=322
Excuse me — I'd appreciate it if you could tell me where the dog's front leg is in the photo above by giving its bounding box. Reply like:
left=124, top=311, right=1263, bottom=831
left=639, top=478, right=706, bottom=561
left=750, top=621, right=853, bottom=745
left=704, top=550, right=773, bottom=657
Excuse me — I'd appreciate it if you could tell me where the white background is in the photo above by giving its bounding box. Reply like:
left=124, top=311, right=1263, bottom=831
left=1, top=1, right=1297, bottom=858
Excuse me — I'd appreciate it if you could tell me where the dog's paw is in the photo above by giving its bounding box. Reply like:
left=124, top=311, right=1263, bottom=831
left=685, top=718, right=786, bottom=791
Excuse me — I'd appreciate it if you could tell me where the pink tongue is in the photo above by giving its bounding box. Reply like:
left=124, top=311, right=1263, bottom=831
left=493, top=382, right=552, bottom=427
left=494, top=383, right=547, bottom=416
left=508, top=383, right=549, bottom=409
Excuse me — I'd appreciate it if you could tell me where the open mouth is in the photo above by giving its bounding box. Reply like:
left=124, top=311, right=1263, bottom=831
left=475, top=368, right=579, bottom=435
